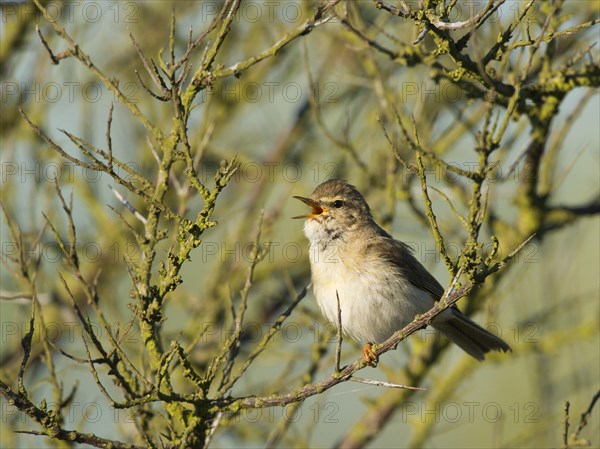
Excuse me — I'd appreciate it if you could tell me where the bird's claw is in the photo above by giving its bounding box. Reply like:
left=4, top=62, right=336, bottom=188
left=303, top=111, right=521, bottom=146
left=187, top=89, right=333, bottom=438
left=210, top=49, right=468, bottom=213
left=362, top=343, right=378, bottom=367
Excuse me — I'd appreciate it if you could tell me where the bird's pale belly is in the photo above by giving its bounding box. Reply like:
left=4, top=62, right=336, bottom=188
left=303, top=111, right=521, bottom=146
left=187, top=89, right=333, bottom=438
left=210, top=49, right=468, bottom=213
left=309, top=246, right=435, bottom=343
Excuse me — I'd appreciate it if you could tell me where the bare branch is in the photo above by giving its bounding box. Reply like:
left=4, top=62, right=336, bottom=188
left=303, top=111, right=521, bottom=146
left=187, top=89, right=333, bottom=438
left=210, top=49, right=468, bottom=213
left=350, top=377, right=426, bottom=391
left=108, top=185, right=148, bottom=225
left=334, top=290, right=343, bottom=373
left=428, top=0, right=506, bottom=31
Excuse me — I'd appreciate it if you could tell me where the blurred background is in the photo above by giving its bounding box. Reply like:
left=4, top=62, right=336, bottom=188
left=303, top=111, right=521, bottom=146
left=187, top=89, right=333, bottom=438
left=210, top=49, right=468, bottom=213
left=1, top=1, right=598, bottom=448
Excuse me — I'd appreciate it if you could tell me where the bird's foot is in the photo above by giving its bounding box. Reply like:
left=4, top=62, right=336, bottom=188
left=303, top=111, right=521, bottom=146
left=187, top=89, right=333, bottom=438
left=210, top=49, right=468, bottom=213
left=362, top=343, right=378, bottom=367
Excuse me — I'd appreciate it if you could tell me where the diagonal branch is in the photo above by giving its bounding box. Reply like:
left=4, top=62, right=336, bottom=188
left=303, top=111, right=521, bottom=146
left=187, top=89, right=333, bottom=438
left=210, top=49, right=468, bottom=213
left=211, top=275, right=471, bottom=413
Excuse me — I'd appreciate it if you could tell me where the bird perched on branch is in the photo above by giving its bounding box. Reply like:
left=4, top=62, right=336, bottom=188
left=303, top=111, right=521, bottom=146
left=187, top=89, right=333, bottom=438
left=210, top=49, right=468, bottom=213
left=294, top=179, right=510, bottom=365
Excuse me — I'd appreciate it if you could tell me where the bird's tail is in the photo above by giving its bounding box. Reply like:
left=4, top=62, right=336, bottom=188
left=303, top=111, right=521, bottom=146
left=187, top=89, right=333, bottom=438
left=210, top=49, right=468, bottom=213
left=433, top=309, right=511, bottom=361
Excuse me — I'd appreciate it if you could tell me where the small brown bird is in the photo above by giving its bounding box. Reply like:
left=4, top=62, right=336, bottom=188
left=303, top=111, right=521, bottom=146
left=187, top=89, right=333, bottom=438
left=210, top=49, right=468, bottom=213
left=294, top=179, right=511, bottom=364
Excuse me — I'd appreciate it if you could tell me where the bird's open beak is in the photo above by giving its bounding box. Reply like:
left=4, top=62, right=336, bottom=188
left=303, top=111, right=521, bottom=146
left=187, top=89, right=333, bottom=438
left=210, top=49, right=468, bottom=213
left=292, top=196, right=325, bottom=219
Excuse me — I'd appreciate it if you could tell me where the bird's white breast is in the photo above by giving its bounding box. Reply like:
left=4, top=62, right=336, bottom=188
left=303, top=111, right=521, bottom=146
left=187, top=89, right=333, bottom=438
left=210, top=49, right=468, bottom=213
left=304, top=220, right=435, bottom=343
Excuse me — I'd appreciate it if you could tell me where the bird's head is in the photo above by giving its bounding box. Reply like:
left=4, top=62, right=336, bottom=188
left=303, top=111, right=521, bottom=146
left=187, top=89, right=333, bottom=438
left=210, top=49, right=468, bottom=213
left=293, top=179, right=373, bottom=244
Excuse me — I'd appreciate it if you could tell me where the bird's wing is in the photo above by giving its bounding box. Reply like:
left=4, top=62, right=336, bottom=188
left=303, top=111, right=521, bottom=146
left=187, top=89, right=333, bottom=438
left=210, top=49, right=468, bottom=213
left=369, top=236, right=445, bottom=300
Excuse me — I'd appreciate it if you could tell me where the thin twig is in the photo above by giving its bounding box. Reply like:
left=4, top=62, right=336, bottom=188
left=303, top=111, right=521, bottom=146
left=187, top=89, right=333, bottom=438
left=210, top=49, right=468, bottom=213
left=563, top=401, right=571, bottom=448
left=429, top=185, right=469, bottom=229
left=0, top=292, right=33, bottom=301
left=487, top=233, right=536, bottom=275
left=350, top=377, right=426, bottom=391
left=106, top=102, right=114, bottom=173
left=17, top=294, right=36, bottom=396
left=574, top=389, right=600, bottom=440
left=108, top=186, right=148, bottom=224
left=334, top=290, right=343, bottom=373
left=427, top=0, right=504, bottom=31
left=372, top=0, right=411, bottom=18
left=36, top=25, right=63, bottom=64
left=415, top=149, right=456, bottom=275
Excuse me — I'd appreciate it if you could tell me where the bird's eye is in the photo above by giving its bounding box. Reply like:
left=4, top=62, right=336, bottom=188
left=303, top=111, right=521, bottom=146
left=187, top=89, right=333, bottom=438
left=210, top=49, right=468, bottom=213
left=333, top=200, right=344, bottom=208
